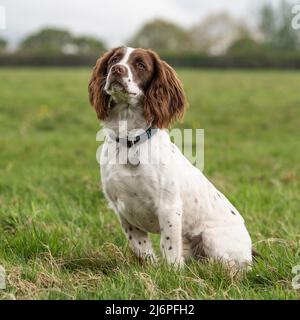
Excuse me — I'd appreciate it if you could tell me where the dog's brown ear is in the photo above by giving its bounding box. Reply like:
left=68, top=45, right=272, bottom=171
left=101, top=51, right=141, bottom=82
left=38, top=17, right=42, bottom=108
left=143, top=50, right=187, bottom=128
left=88, top=48, right=118, bottom=120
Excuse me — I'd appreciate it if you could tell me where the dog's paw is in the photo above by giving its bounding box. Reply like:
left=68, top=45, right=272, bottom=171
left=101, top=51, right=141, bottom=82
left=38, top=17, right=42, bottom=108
left=137, top=253, right=158, bottom=265
left=170, top=257, right=185, bottom=270
left=145, top=254, right=158, bottom=265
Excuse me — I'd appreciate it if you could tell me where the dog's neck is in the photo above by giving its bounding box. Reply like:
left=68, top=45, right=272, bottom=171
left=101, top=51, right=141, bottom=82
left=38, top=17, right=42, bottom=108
left=103, top=101, right=150, bottom=138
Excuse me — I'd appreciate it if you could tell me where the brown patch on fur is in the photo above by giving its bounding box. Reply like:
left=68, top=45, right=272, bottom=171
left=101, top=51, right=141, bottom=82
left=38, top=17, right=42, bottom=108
left=88, top=47, right=125, bottom=120
left=143, top=49, right=187, bottom=128
left=127, top=48, right=155, bottom=91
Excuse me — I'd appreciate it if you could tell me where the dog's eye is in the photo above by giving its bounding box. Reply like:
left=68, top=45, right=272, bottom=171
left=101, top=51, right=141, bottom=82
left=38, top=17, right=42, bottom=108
left=110, top=57, right=119, bottom=64
left=137, top=62, right=146, bottom=70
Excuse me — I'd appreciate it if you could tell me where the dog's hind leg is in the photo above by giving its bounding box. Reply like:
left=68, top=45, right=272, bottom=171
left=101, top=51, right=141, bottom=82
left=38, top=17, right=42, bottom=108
left=190, top=227, right=252, bottom=270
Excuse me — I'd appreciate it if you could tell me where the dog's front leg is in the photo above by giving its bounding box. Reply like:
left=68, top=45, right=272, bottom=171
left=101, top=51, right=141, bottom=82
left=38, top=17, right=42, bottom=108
left=158, top=207, right=184, bottom=268
left=120, top=216, right=157, bottom=263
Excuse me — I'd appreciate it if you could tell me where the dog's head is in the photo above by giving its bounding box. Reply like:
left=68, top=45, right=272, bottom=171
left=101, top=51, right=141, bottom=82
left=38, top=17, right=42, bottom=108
left=88, top=46, right=186, bottom=128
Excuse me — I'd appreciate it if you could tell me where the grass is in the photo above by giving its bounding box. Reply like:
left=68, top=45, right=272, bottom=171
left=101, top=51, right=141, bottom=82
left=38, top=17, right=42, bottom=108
left=0, top=67, right=299, bottom=300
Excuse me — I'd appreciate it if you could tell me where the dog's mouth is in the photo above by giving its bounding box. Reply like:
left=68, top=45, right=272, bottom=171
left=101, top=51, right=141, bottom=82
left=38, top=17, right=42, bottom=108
left=107, top=80, right=137, bottom=97
left=109, top=80, right=126, bottom=92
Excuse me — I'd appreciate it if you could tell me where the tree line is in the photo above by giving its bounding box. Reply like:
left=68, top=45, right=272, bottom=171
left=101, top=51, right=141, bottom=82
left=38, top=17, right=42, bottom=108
left=1, top=1, right=300, bottom=68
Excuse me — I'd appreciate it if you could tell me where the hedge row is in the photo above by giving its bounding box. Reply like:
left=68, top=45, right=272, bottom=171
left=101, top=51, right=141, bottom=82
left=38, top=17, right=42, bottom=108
left=163, top=51, right=300, bottom=69
left=0, top=53, right=100, bottom=67
left=1, top=52, right=300, bottom=69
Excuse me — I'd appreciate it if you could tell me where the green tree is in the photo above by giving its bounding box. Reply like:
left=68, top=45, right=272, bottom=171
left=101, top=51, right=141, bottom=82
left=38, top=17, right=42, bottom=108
left=0, top=38, right=7, bottom=53
left=72, top=36, right=105, bottom=55
left=129, top=19, right=192, bottom=53
left=259, top=3, right=277, bottom=44
left=20, top=28, right=73, bottom=55
left=190, top=13, right=250, bottom=55
left=227, top=37, right=265, bottom=55
left=259, top=1, right=299, bottom=51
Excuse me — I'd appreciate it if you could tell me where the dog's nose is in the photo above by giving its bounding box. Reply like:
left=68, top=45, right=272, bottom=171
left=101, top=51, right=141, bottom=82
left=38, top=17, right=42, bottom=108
left=111, top=64, right=127, bottom=76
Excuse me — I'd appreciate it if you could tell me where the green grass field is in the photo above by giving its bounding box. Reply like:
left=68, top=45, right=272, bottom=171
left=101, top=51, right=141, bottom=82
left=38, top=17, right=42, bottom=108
left=0, top=68, right=299, bottom=300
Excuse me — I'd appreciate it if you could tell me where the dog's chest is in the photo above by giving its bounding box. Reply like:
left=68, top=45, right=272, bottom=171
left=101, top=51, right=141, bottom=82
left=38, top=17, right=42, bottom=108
left=101, top=163, right=160, bottom=233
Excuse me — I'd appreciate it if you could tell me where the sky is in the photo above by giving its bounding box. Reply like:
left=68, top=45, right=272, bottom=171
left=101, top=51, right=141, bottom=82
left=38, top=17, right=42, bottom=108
left=0, top=0, right=293, bottom=47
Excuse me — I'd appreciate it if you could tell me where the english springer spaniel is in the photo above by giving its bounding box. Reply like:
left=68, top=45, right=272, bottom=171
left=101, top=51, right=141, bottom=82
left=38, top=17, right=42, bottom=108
left=88, top=46, right=252, bottom=269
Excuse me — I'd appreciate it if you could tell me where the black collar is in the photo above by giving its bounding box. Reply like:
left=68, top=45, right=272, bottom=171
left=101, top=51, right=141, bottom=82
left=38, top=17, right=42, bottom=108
left=113, top=127, right=158, bottom=148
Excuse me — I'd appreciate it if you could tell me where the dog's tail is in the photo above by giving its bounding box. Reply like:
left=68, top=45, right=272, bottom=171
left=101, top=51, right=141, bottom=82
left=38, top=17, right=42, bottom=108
left=252, top=248, right=263, bottom=261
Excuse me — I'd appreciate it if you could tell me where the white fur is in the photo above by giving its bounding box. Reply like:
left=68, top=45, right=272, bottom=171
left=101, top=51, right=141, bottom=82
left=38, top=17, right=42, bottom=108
left=99, top=47, right=252, bottom=269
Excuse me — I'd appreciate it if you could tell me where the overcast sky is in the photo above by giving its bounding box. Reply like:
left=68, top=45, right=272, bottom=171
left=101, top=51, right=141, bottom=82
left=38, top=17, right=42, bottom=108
left=0, top=0, right=294, bottom=47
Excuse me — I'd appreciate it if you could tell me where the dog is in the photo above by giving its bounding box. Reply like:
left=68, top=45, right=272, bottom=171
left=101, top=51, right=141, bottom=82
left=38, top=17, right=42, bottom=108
left=88, top=46, right=252, bottom=269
